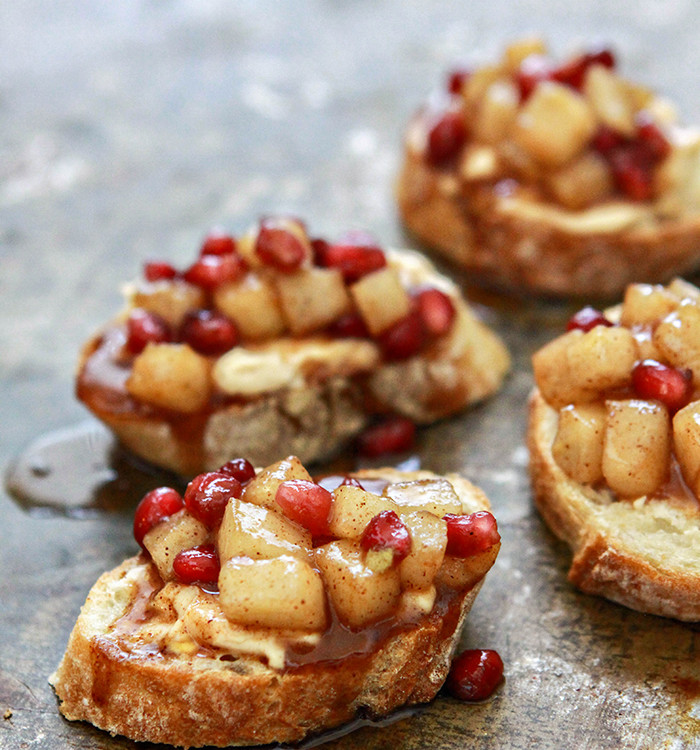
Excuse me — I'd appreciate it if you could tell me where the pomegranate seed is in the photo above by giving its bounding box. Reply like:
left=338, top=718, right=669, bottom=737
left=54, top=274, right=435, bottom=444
left=200, top=230, right=236, bottom=257
left=133, top=486, right=184, bottom=548
left=180, top=309, right=238, bottom=356
left=275, top=479, right=333, bottom=537
left=183, top=253, right=247, bottom=289
left=256, top=217, right=308, bottom=271
left=447, top=649, right=504, bottom=701
left=516, top=55, right=552, bottom=101
left=426, top=110, right=467, bottom=167
left=566, top=306, right=614, bottom=333
left=126, top=309, right=172, bottom=354
left=608, top=144, right=655, bottom=201
left=447, top=68, right=470, bottom=95
left=357, top=416, right=416, bottom=457
left=341, top=476, right=365, bottom=489
left=444, top=511, right=500, bottom=557
left=552, top=47, right=615, bottom=90
left=316, top=231, right=387, bottom=282
left=172, top=544, right=220, bottom=585
left=218, top=457, right=256, bottom=484
left=632, top=359, right=693, bottom=412
left=415, top=288, right=456, bottom=338
left=326, top=312, right=370, bottom=339
left=360, top=510, right=411, bottom=567
left=184, top=471, right=242, bottom=529
left=378, top=309, right=425, bottom=360
left=592, top=125, right=626, bottom=155
left=635, top=114, right=671, bottom=162
left=144, top=260, right=178, bottom=282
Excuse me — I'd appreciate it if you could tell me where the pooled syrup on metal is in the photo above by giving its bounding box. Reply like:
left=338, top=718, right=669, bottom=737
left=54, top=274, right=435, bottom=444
left=5, top=421, right=184, bottom=517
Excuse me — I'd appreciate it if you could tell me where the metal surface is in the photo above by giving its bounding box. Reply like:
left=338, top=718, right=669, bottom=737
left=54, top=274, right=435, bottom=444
left=2, top=2, right=700, bottom=749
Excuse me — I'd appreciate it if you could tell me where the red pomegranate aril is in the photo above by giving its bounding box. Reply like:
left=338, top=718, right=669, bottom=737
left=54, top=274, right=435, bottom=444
left=566, top=306, right=614, bottom=333
left=587, top=46, right=616, bottom=70
left=635, top=115, right=671, bottom=162
left=183, top=253, right=246, bottom=289
left=200, top=231, right=236, bottom=257
left=184, top=471, right=242, bottom=529
left=326, top=312, right=370, bottom=339
left=553, top=47, right=615, bottom=90
left=357, top=416, right=416, bottom=458
left=592, top=125, right=626, bottom=155
left=126, top=309, right=172, bottom=354
left=632, top=359, right=693, bottom=412
left=444, top=511, right=500, bottom=557
left=516, top=55, right=552, bottom=101
left=275, top=479, right=333, bottom=537
left=360, top=510, right=411, bottom=566
left=447, top=68, right=470, bottom=95
left=609, top=145, right=655, bottom=201
left=317, top=231, right=387, bottom=282
left=144, top=260, right=178, bottom=282
left=378, top=309, right=425, bottom=360
left=426, top=110, right=468, bottom=167
left=256, top=218, right=308, bottom=272
left=341, top=475, right=365, bottom=489
left=447, top=649, right=504, bottom=702
left=133, top=486, right=184, bottom=548
left=415, top=288, right=456, bottom=338
left=180, top=309, right=238, bottom=356
left=172, top=544, right=220, bottom=585
left=218, top=457, right=256, bottom=484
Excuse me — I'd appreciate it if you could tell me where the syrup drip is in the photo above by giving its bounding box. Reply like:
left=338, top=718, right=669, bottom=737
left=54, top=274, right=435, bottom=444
left=4, top=421, right=184, bottom=517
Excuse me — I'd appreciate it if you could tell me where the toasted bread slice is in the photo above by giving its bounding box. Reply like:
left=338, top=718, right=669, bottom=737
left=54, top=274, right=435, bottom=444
left=527, top=279, right=700, bottom=619
left=77, top=218, right=509, bottom=475
left=50, top=463, right=501, bottom=747
left=397, top=39, right=700, bottom=298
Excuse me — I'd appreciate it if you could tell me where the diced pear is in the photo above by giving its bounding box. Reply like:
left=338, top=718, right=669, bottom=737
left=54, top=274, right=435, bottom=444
left=143, top=509, right=208, bottom=581
left=383, top=478, right=462, bottom=517
left=566, top=325, right=637, bottom=393
left=219, top=555, right=327, bottom=631
left=602, top=399, right=671, bottom=497
left=328, top=485, right=397, bottom=538
left=241, top=455, right=312, bottom=511
left=435, top=543, right=500, bottom=590
left=673, top=401, right=700, bottom=499
left=552, top=403, right=607, bottom=484
left=315, top=539, right=401, bottom=629
left=583, top=64, right=636, bottom=136
left=512, top=82, right=597, bottom=167
left=546, top=150, right=613, bottom=209
left=350, top=267, right=411, bottom=336
left=399, top=511, right=447, bottom=589
left=126, top=342, right=211, bottom=413
left=462, top=65, right=504, bottom=111
left=620, top=283, right=680, bottom=327
left=459, top=144, right=500, bottom=181
left=397, top=586, right=437, bottom=620
left=667, top=278, right=700, bottom=303
left=213, top=274, right=286, bottom=340
left=217, top=497, right=311, bottom=564
left=275, top=267, right=350, bottom=335
left=653, top=300, right=700, bottom=385
left=473, top=80, right=519, bottom=144
left=131, top=280, right=206, bottom=328
left=502, top=38, right=548, bottom=71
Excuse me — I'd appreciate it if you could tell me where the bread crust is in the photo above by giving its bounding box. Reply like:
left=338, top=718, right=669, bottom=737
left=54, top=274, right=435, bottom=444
left=528, top=389, right=700, bottom=620
left=398, top=149, right=700, bottom=299
left=50, top=468, right=495, bottom=747
left=77, top=249, right=510, bottom=475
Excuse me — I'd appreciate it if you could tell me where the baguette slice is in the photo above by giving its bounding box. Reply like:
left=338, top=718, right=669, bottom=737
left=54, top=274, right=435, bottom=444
left=77, top=219, right=509, bottom=475
left=50, top=465, right=500, bottom=747
left=398, top=39, right=700, bottom=298
left=528, top=279, right=700, bottom=620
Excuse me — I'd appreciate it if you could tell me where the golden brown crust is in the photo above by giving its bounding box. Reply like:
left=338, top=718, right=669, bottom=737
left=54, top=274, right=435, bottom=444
left=528, top=389, right=700, bottom=620
left=50, top=468, right=494, bottom=747
left=398, top=150, right=700, bottom=299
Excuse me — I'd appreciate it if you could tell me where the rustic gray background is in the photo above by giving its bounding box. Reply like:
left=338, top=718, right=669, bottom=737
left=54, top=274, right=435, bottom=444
left=2, top=1, right=700, bottom=749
